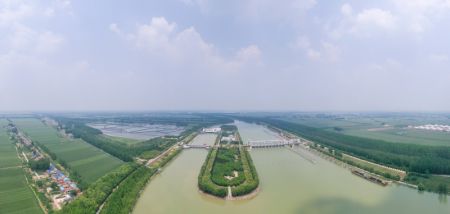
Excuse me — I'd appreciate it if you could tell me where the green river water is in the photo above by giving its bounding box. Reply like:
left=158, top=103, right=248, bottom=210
left=133, top=121, right=449, bottom=214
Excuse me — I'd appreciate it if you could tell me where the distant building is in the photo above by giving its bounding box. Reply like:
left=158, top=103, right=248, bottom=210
left=202, top=127, right=221, bottom=133
left=413, top=124, right=450, bottom=132
left=221, top=136, right=236, bottom=142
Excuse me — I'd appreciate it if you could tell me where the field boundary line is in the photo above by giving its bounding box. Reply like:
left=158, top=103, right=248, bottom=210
left=0, top=165, right=22, bottom=170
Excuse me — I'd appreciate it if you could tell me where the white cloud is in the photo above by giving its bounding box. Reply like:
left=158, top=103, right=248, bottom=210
left=392, top=0, right=450, bottom=33
left=367, top=58, right=403, bottom=72
left=292, top=36, right=340, bottom=62
left=6, top=24, right=63, bottom=54
left=322, top=42, right=340, bottom=62
left=294, top=36, right=310, bottom=49
left=330, top=1, right=450, bottom=38
left=327, top=5, right=398, bottom=39
left=0, top=1, right=34, bottom=25
left=111, top=17, right=262, bottom=73
left=109, top=23, right=121, bottom=34
left=0, top=0, right=67, bottom=98
left=307, top=49, right=321, bottom=60
left=354, top=8, right=396, bottom=30
left=341, top=3, right=353, bottom=16
left=134, top=17, right=177, bottom=52
left=35, top=31, right=64, bottom=53
left=429, top=54, right=449, bottom=62
left=236, top=45, right=261, bottom=62
left=181, top=0, right=316, bottom=23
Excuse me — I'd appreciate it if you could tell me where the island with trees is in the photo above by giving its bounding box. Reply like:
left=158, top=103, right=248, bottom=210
left=198, top=125, right=259, bottom=199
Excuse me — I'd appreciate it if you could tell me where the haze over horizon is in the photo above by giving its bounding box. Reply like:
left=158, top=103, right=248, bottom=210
left=1, top=0, right=450, bottom=111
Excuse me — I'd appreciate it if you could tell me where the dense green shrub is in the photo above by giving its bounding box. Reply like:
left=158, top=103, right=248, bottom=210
left=29, top=158, right=50, bottom=171
left=211, top=148, right=245, bottom=186
left=231, top=147, right=259, bottom=196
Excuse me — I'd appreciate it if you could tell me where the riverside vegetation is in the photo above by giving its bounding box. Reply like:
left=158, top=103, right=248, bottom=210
left=236, top=116, right=450, bottom=194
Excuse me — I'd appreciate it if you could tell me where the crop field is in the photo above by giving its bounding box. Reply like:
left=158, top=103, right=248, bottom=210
left=0, top=119, right=42, bottom=214
left=283, top=114, right=450, bottom=146
left=0, top=168, right=43, bottom=214
left=12, top=118, right=123, bottom=184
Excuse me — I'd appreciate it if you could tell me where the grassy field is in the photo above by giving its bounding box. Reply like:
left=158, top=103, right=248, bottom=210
left=0, top=119, right=43, bottom=214
left=12, top=118, right=123, bottom=184
left=342, top=154, right=406, bottom=179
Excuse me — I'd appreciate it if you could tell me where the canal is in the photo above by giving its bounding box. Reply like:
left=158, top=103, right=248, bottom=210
left=133, top=121, right=449, bottom=214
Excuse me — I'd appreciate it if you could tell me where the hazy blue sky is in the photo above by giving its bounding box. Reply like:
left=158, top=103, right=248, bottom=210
left=1, top=0, right=450, bottom=111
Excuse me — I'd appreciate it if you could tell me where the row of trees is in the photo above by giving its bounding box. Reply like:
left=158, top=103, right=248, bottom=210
left=231, top=147, right=259, bottom=196
left=100, top=167, right=157, bottom=214
left=198, top=148, right=228, bottom=197
left=58, top=163, right=138, bottom=213
left=237, top=117, right=450, bottom=175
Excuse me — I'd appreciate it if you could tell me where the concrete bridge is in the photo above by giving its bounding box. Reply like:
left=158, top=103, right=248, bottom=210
left=182, top=144, right=211, bottom=149
left=245, top=139, right=301, bottom=148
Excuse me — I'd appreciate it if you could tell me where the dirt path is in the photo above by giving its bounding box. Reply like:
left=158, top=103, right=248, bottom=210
left=226, top=186, right=232, bottom=200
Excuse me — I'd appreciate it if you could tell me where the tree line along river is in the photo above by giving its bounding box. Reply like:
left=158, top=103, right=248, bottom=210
left=133, top=121, right=449, bottom=214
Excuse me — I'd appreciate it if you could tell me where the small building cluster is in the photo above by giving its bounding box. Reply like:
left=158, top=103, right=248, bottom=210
left=47, top=164, right=79, bottom=206
left=412, top=124, right=450, bottom=132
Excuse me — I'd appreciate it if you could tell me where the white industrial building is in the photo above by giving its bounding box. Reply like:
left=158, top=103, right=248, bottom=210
left=202, top=127, right=221, bottom=133
left=413, top=124, right=450, bottom=132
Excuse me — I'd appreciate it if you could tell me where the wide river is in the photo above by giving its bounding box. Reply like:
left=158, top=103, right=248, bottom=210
left=133, top=121, right=449, bottom=214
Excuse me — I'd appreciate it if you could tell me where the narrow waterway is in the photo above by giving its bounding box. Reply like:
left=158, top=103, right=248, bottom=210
left=133, top=122, right=449, bottom=214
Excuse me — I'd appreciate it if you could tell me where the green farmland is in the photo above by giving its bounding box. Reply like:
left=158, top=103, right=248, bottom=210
left=101, top=135, right=142, bottom=145
left=0, top=119, right=42, bottom=214
left=12, top=118, right=123, bottom=184
left=284, top=114, right=450, bottom=146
